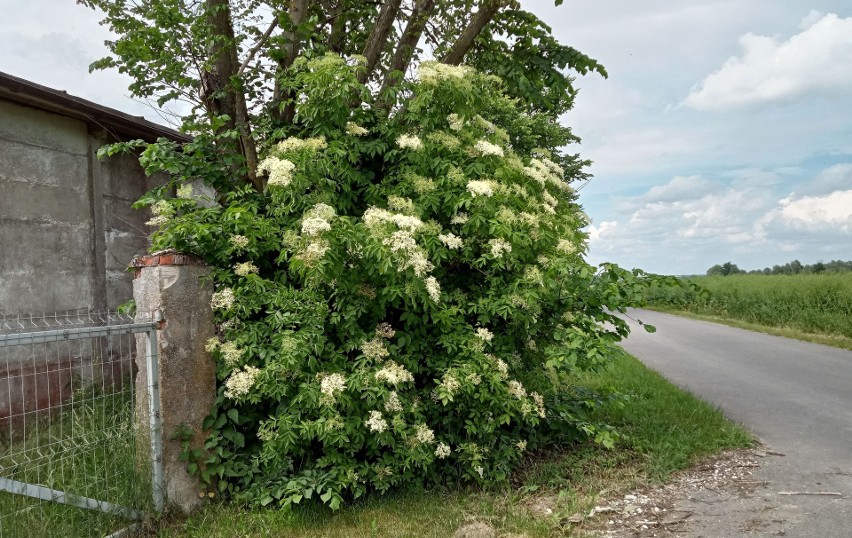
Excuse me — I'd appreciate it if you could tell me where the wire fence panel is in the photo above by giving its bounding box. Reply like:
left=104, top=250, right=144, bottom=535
left=0, top=311, right=159, bottom=538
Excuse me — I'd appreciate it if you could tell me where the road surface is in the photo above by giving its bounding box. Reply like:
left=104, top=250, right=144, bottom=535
left=619, top=309, right=852, bottom=537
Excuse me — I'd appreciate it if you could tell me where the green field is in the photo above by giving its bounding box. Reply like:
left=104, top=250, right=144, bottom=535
left=649, top=273, right=852, bottom=340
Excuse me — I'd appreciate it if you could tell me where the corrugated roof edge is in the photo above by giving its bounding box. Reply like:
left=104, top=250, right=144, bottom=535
left=0, top=71, right=192, bottom=143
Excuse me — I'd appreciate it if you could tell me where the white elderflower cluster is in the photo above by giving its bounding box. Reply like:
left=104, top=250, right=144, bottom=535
left=145, top=215, right=168, bottom=227
left=277, top=136, right=327, bottom=153
left=229, top=235, right=249, bottom=249
left=151, top=200, right=172, bottom=217
left=474, top=140, right=504, bottom=157
left=527, top=157, right=571, bottom=192
left=307, top=203, right=336, bottom=220
left=375, top=361, right=414, bottom=385
left=346, top=122, right=369, bottom=136
left=396, top=134, right=423, bottom=150
left=382, top=230, right=433, bottom=277
left=296, top=240, right=330, bottom=265
left=542, top=190, right=558, bottom=209
left=516, top=440, right=527, bottom=452
left=451, top=212, right=469, bottom=224
left=234, top=262, right=258, bottom=276
left=475, top=327, right=494, bottom=342
left=224, top=365, right=260, bottom=399
left=320, top=373, right=347, bottom=402
left=258, top=156, right=296, bottom=187
left=531, top=392, right=546, bottom=418
left=219, top=341, right=242, bottom=366
left=519, top=212, right=540, bottom=228
left=466, top=373, right=482, bottom=385
left=507, top=380, right=527, bottom=399
left=557, top=239, right=576, bottom=254
left=204, top=337, right=220, bottom=353
left=361, top=337, right=390, bottom=360
left=176, top=184, right=193, bottom=199
left=447, top=113, right=464, bottom=132
left=438, top=233, right=463, bottom=250
left=466, top=180, right=495, bottom=198
left=425, top=276, right=441, bottom=302
left=489, top=238, right=512, bottom=258
left=388, top=196, right=415, bottom=214
left=426, top=132, right=461, bottom=150
left=375, top=322, right=396, bottom=339
left=363, top=207, right=424, bottom=230
left=495, top=357, right=509, bottom=379
left=440, top=373, right=460, bottom=395
left=435, top=442, right=452, bottom=458
left=301, top=217, right=332, bottom=236
left=415, top=423, right=435, bottom=444
left=365, top=410, right=388, bottom=433
left=211, top=288, right=235, bottom=310
left=385, top=391, right=403, bottom=413
left=418, top=61, right=472, bottom=84
left=475, top=465, right=484, bottom=478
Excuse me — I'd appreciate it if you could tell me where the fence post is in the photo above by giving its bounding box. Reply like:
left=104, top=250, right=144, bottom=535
left=132, top=250, right=216, bottom=512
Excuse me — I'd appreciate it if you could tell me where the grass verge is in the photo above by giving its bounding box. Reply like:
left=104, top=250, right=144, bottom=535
left=154, top=350, right=752, bottom=538
left=647, top=306, right=852, bottom=351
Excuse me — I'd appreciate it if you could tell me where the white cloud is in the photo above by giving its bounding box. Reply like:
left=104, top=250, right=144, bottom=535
left=684, top=13, right=852, bottom=110
left=776, top=190, right=852, bottom=232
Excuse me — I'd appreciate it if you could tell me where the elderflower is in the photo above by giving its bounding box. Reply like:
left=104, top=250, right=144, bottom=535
left=176, top=184, right=193, bottom=199
left=475, top=327, right=494, bottom=342
left=447, top=113, right=464, bottom=132
left=301, top=217, right=332, bottom=236
left=517, top=440, right=527, bottom=452
left=438, top=233, right=463, bottom=250
left=385, top=391, right=403, bottom=413
left=229, top=235, right=249, bottom=249
left=495, top=358, right=509, bottom=379
left=415, top=423, right=435, bottom=444
left=375, top=322, right=396, bottom=339
left=531, top=392, right=546, bottom=418
left=346, top=122, right=369, bottom=136
left=320, top=373, right=347, bottom=401
left=219, top=341, right=242, bottom=366
left=234, top=262, right=258, bottom=276
left=474, top=140, right=504, bottom=157
left=451, top=213, right=469, bottom=224
left=475, top=465, right=484, bottom=478
left=307, top=203, right=336, bottom=220
left=396, top=134, right=423, bottom=150
left=375, top=361, right=414, bottom=385
left=224, top=366, right=260, bottom=399
left=277, top=136, right=327, bottom=153
left=258, top=156, right=296, bottom=187
left=145, top=215, right=168, bottom=227
left=425, top=276, right=441, bottom=302
left=297, top=240, right=330, bottom=265
left=211, top=288, right=235, bottom=310
left=418, top=61, right=471, bottom=83
left=489, top=238, right=512, bottom=258
left=435, top=442, right=452, bottom=458
left=557, top=239, right=576, bottom=254
left=440, top=373, right=460, bottom=395
left=365, top=410, right=388, bottom=433
left=204, top=338, right=220, bottom=353
left=151, top=200, right=172, bottom=217
left=466, top=180, right=495, bottom=198
left=361, top=338, right=390, bottom=360
left=508, top=380, right=527, bottom=399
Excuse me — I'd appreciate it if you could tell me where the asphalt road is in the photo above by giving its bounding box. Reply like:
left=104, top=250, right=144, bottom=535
left=619, top=309, right=852, bottom=537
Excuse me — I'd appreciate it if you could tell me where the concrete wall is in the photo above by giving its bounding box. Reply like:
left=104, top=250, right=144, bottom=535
left=0, top=98, right=163, bottom=315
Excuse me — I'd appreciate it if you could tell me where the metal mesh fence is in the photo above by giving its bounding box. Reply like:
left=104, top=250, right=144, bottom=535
left=0, top=311, right=159, bottom=538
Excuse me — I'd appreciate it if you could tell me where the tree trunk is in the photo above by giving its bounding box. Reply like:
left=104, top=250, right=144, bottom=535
left=273, top=0, right=311, bottom=124
left=204, top=0, right=261, bottom=190
left=442, top=0, right=505, bottom=65
left=378, top=0, right=436, bottom=101
left=358, top=0, right=402, bottom=83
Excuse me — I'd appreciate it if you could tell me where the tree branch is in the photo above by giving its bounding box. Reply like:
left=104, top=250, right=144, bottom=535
left=273, top=0, right=311, bottom=123
left=378, top=0, right=436, bottom=99
left=238, top=17, right=279, bottom=76
left=442, top=0, right=506, bottom=65
left=358, top=0, right=402, bottom=83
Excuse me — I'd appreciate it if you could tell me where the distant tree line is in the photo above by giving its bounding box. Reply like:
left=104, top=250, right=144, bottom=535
left=706, top=259, right=852, bottom=276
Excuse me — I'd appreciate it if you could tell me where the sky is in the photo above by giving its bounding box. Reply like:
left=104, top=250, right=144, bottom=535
left=1, top=1, right=850, bottom=275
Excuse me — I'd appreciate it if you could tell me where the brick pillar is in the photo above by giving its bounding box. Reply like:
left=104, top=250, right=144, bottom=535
left=132, top=250, right=215, bottom=512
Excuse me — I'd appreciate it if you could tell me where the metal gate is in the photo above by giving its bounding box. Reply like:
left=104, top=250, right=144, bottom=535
left=0, top=311, right=163, bottom=537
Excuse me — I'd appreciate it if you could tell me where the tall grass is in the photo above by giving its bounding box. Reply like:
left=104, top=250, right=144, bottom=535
left=649, top=273, right=852, bottom=338
left=0, top=385, right=153, bottom=538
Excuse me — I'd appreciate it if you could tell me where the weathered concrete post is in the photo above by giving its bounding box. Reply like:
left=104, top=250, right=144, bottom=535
left=132, top=250, right=216, bottom=512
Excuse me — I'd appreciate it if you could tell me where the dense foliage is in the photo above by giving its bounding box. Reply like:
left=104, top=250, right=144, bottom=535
left=87, top=0, right=669, bottom=510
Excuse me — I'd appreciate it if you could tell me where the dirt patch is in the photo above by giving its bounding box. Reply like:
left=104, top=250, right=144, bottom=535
left=556, top=447, right=772, bottom=537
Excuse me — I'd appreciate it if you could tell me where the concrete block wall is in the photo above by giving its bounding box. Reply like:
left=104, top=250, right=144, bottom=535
left=0, top=98, right=163, bottom=315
